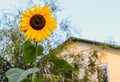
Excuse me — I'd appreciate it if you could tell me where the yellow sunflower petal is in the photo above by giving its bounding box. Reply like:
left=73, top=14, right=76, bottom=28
left=30, top=30, right=37, bottom=40
left=34, top=5, right=41, bottom=14
left=20, top=19, right=29, bottom=25
left=44, top=12, right=53, bottom=18
left=27, top=7, right=34, bottom=15
left=42, top=28, right=51, bottom=38
left=36, top=31, right=42, bottom=42
left=19, top=22, right=29, bottom=27
left=40, top=4, right=51, bottom=16
left=22, top=11, right=32, bottom=17
left=45, top=20, right=57, bottom=31
left=20, top=26, right=30, bottom=32
left=40, top=32, right=45, bottom=42
left=26, top=29, right=33, bottom=40
left=46, top=25, right=56, bottom=31
left=21, top=17, right=30, bottom=21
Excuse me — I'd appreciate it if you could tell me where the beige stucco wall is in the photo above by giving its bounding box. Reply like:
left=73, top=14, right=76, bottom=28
left=102, top=52, right=120, bottom=82
left=76, top=41, right=120, bottom=82
left=60, top=41, right=120, bottom=82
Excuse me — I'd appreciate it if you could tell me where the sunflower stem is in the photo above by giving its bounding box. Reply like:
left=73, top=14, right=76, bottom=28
left=32, top=42, right=38, bottom=82
left=35, top=42, right=38, bottom=67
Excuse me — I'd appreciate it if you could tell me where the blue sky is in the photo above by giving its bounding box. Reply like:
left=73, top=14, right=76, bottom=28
left=0, top=0, right=120, bottom=44
left=59, top=0, right=120, bottom=44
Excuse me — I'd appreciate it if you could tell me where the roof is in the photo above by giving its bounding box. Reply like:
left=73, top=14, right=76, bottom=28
left=65, top=37, right=120, bottom=49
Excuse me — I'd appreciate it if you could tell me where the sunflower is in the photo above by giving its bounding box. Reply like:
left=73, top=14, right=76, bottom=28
left=19, top=4, right=57, bottom=42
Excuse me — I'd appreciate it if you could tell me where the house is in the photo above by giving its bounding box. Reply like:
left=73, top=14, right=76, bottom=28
left=55, top=37, right=120, bottom=82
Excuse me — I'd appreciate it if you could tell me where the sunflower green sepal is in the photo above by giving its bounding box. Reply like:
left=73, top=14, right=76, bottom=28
left=23, top=41, right=36, bottom=64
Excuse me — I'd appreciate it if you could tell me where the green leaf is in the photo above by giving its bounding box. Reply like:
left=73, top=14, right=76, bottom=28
left=49, top=54, right=74, bottom=71
left=23, top=41, right=36, bottom=64
left=34, top=78, right=42, bottom=82
left=24, top=45, right=36, bottom=64
left=23, top=41, right=32, bottom=51
left=6, top=68, right=39, bottom=82
left=37, top=45, right=44, bottom=56
left=18, top=68, right=39, bottom=81
left=21, top=78, right=29, bottom=82
left=6, top=68, right=24, bottom=82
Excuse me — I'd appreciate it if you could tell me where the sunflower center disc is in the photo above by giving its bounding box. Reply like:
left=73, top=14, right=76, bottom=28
left=30, top=14, right=46, bottom=30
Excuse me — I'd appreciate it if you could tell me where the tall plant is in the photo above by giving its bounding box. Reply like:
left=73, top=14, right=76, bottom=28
left=4, top=4, right=74, bottom=82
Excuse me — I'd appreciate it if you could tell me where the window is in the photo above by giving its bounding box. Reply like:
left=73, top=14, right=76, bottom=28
left=98, top=65, right=109, bottom=82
